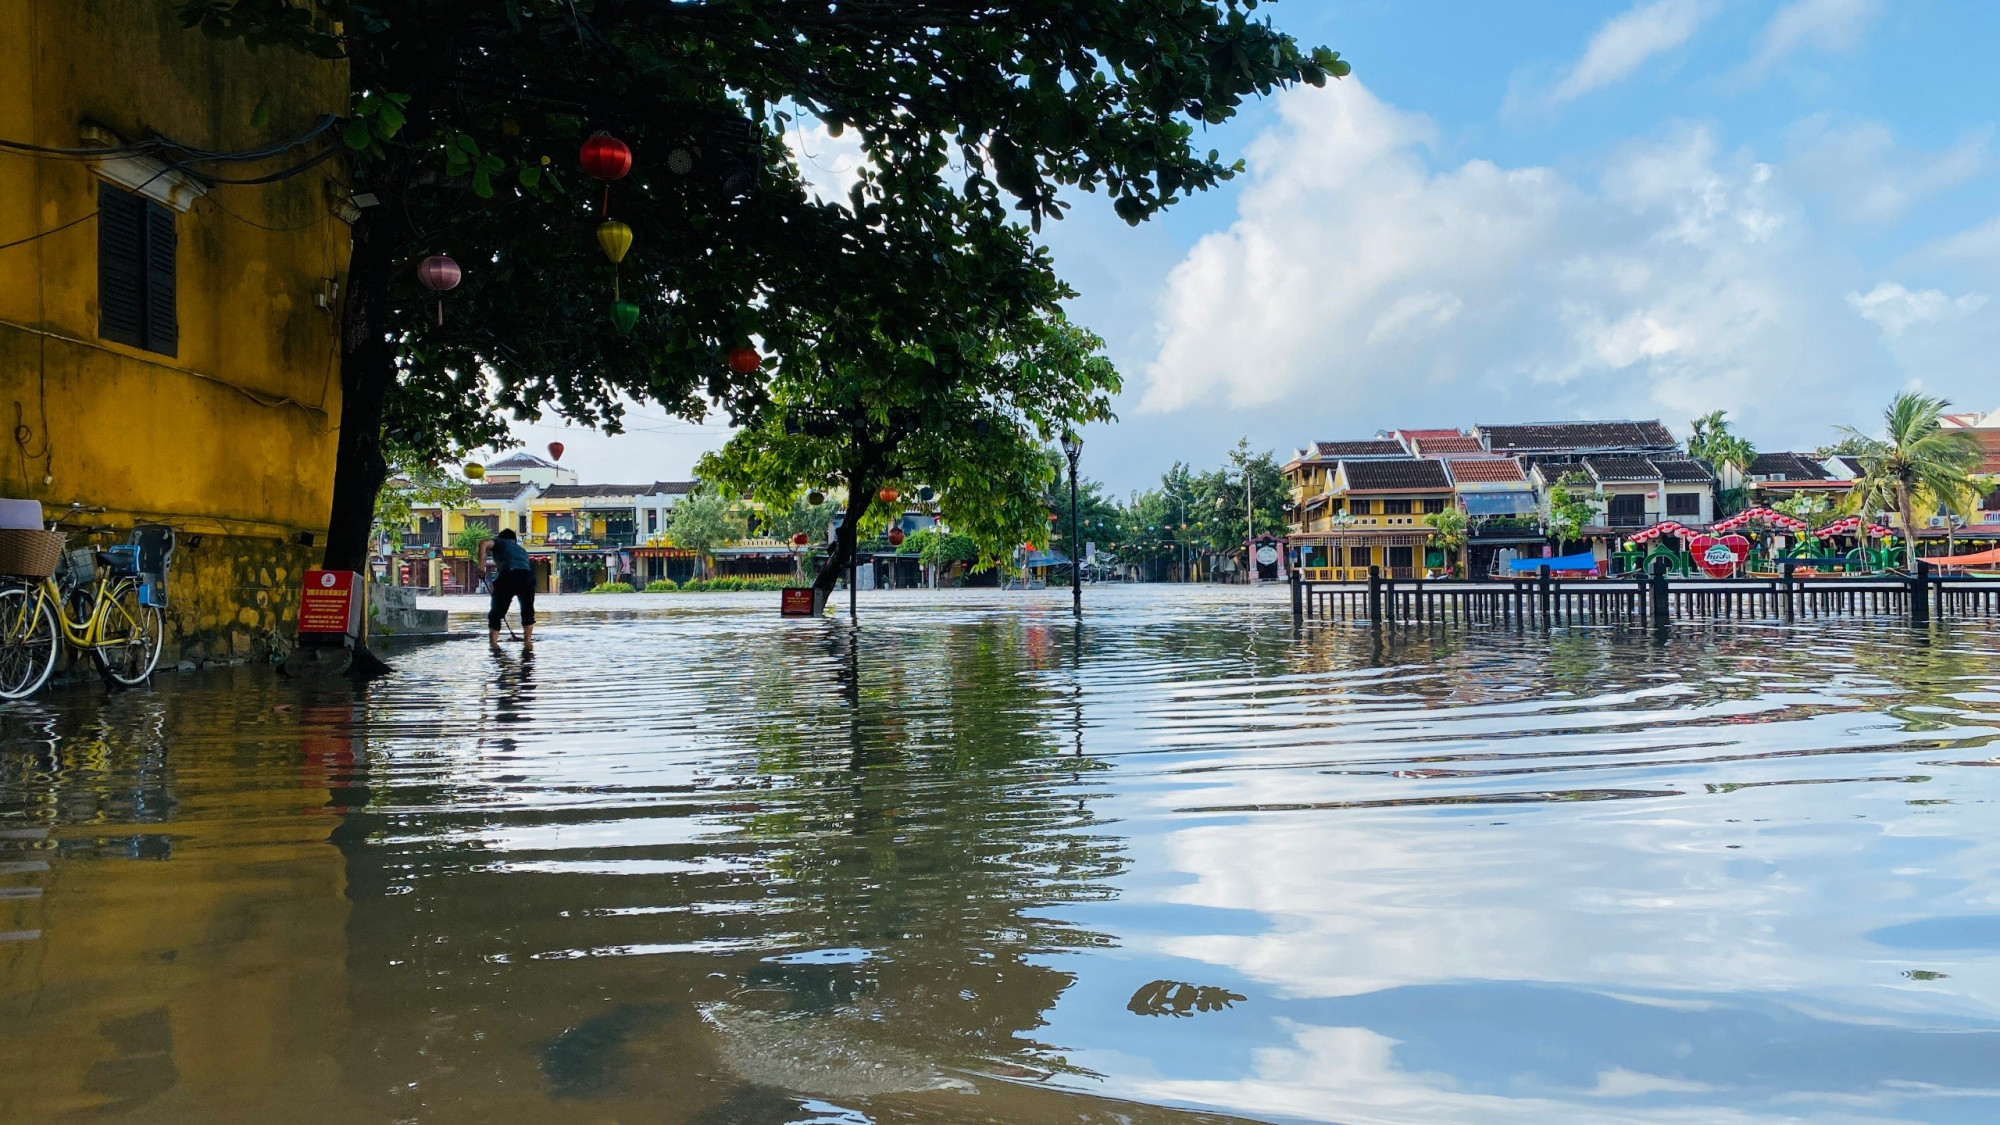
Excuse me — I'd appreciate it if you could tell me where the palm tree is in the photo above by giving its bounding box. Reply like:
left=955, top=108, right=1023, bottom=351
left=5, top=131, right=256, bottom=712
left=1686, top=410, right=1755, bottom=516
left=1838, top=392, right=1989, bottom=570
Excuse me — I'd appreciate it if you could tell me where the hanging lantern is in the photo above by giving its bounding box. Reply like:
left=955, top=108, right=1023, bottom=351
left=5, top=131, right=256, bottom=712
left=791, top=532, right=810, bottom=547
left=917, top=485, right=935, bottom=503
left=463, top=463, right=485, bottom=480
left=596, top=221, right=633, bottom=264
left=547, top=441, right=565, bottom=461
left=417, top=254, right=461, bottom=325
left=806, top=490, right=825, bottom=506
left=726, top=346, right=761, bottom=374
left=878, top=487, right=899, bottom=504
left=610, top=300, right=640, bottom=334
left=579, top=132, right=632, bottom=215
left=1047, top=512, right=1058, bottom=523
left=887, top=527, right=906, bottom=547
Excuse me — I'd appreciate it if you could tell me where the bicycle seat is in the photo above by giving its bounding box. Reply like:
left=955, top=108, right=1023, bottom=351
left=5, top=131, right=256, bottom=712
left=95, top=551, right=119, bottom=568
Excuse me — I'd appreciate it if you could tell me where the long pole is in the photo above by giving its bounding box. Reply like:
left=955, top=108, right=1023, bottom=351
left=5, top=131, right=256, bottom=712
left=1068, top=455, right=1083, bottom=618
left=1245, top=464, right=1256, bottom=585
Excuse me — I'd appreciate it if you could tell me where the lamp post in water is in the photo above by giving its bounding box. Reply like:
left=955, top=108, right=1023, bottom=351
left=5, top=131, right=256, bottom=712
left=1062, top=431, right=1083, bottom=618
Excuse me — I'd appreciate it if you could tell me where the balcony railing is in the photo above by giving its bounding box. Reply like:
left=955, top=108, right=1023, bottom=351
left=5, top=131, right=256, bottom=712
left=1604, top=512, right=1707, bottom=529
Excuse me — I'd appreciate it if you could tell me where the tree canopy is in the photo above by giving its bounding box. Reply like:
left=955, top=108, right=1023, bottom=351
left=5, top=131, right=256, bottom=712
left=1839, top=392, right=1989, bottom=568
left=177, top=0, right=1348, bottom=575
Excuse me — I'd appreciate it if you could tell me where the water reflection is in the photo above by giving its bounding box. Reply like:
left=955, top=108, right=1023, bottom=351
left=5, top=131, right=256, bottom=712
left=3, top=587, right=2000, bottom=1124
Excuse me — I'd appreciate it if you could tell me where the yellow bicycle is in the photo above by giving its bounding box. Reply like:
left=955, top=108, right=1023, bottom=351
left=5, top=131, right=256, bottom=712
left=0, top=509, right=170, bottom=698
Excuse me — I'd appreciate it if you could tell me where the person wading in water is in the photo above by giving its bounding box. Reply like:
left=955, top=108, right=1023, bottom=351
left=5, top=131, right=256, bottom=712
left=482, top=527, right=536, bottom=648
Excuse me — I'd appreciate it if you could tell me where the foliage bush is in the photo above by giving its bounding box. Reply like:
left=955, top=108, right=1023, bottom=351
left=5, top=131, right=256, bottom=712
left=589, top=581, right=636, bottom=594
left=674, top=576, right=792, bottom=592
left=644, top=579, right=677, bottom=592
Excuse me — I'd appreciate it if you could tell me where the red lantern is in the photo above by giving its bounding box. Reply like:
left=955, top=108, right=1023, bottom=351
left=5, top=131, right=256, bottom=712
left=579, top=132, right=632, bottom=215
left=417, top=255, right=461, bottom=325
left=791, top=532, right=810, bottom=547
left=547, top=441, right=564, bottom=461
left=725, top=346, right=761, bottom=374
left=1047, top=512, right=1058, bottom=523
left=887, top=527, right=906, bottom=547
left=877, top=487, right=899, bottom=504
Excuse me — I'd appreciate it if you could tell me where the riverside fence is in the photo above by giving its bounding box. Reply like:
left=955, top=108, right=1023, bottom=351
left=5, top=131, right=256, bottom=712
left=1290, top=560, right=2000, bottom=629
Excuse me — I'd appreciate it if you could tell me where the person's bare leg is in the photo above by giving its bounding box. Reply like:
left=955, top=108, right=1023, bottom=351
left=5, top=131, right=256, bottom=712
left=521, top=621, right=533, bottom=648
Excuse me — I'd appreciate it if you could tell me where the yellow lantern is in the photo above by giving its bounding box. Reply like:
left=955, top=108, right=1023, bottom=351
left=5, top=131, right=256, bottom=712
left=596, top=220, right=633, bottom=265
left=463, top=463, right=485, bottom=480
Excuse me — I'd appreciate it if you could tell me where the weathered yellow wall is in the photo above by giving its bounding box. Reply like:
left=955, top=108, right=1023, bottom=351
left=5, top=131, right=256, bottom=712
left=0, top=0, right=349, bottom=667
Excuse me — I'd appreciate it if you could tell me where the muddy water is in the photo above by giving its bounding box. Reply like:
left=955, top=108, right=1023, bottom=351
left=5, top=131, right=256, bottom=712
left=5, top=585, right=2000, bottom=1124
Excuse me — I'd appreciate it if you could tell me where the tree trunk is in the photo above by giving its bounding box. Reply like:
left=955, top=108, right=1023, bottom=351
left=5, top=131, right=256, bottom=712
left=321, top=210, right=398, bottom=573
left=814, top=472, right=879, bottom=596
left=1898, top=484, right=1917, bottom=572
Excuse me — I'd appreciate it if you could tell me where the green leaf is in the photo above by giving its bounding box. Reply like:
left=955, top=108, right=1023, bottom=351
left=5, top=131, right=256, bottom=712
left=342, top=119, right=372, bottom=151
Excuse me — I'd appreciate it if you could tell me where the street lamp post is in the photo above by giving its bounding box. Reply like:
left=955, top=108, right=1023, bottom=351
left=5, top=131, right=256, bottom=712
left=1062, top=431, right=1083, bottom=618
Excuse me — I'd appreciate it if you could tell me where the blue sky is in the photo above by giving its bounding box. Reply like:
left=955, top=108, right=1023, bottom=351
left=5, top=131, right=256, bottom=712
left=525, top=0, right=2000, bottom=496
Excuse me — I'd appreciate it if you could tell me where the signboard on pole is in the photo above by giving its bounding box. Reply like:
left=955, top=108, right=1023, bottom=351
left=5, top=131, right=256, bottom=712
left=299, top=569, right=362, bottom=637
left=780, top=587, right=820, bottom=617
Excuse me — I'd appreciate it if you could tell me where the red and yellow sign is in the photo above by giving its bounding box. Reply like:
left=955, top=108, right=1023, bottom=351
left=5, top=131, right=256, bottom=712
left=780, top=587, right=819, bottom=617
left=299, top=569, right=359, bottom=635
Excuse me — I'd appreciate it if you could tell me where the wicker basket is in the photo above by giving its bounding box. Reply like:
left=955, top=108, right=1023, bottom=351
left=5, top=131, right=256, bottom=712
left=0, top=528, right=63, bottom=579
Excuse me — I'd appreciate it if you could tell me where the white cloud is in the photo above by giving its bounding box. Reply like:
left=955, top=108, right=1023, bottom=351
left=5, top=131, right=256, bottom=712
left=1784, top=118, right=1989, bottom=224
left=1750, top=0, right=1880, bottom=73
left=1552, top=0, right=1711, bottom=103
left=782, top=118, right=867, bottom=205
left=1848, top=282, right=1987, bottom=336
left=1923, top=214, right=2000, bottom=268
left=1137, top=80, right=1998, bottom=449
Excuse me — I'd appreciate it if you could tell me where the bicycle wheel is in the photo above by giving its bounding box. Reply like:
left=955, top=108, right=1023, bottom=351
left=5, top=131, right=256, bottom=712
left=93, top=580, right=164, bottom=686
left=0, top=587, right=59, bottom=699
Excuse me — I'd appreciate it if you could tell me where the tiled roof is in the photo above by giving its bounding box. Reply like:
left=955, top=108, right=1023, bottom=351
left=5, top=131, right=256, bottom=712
left=1652, top=457, right=1715, bottom=483
left=1749, top=452, right=1831, bottom=481
left=538, top=484, right=649, bottom=500
left=1396, top=428, right=1465, bottom=439
left=1340, top=458, right=1451, bottom=491
left=1833, top=455, right=1866, bottom=476
left=648, top=481, right=697, bottom=495
left=468, top=482, right=534, bottom=500
left=1411, top=434, right=1483, bottom=455
left=1312, top=439, right=1407, bottom=458
left=1584, top=456, right=1663, bottom=482
left=1445, top=458, right=1526, bottom=484
left=1477, top=420, right=1677, bottom=451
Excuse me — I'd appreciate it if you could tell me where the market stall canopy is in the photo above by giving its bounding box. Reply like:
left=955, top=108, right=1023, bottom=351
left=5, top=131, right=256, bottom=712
left=1926, top=546, right=2000, bottom=568
left=1509, top=551, right=1598, bottom=572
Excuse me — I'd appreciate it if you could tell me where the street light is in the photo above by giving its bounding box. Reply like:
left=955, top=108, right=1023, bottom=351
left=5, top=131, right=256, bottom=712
left=1061, top=431, right=1083, bottom=618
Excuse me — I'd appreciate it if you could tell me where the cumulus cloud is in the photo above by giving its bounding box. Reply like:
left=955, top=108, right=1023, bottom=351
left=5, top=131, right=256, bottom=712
left=1552, top=0, right=1711, bottom=102
left=1848, top=282, right=1986, bottom=336
left=1136, top=79, right=1998, bottom=448
left=1749, top=0, right=1880, bottom=73
left=781, top=118, right=867, bottom=204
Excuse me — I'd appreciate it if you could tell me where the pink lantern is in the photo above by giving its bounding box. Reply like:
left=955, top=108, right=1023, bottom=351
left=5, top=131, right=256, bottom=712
left=417, top=255, right=462, bottom=325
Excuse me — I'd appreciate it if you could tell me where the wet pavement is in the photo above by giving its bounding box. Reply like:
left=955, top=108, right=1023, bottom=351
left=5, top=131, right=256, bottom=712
left=6, top=585, right=2000, bottom=1123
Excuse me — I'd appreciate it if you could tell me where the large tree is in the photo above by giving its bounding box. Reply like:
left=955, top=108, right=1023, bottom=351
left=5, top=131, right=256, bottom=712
left=178, top=1, right=1349, bottom=572
left=1838, top=392, right=1989, bottom=569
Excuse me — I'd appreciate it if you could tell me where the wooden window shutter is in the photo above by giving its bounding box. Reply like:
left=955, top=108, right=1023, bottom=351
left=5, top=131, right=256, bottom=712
left=144, top=204, right=177, bottom=356
left=96, top=182, right=177, bottom=356
left=98, top=184, right=147, bottom=348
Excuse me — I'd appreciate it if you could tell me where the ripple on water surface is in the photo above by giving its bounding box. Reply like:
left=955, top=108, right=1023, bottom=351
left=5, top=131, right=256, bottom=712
left=4, top=585, right=2000, bottom=1124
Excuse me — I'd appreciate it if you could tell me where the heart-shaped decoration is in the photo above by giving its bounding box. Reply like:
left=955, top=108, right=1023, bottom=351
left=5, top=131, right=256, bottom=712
left=1689, top=533, right=1750, bottom=578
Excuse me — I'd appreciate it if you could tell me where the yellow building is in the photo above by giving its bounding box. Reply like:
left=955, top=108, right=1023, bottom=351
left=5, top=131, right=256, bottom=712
left=1, top=2, right=349, bottom=666
left=1289, top=457, right=1450, bottom=580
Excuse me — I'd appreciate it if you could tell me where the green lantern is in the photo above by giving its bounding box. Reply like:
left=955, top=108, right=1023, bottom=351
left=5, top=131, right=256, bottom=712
left=610, top=300, right=640, bottom=334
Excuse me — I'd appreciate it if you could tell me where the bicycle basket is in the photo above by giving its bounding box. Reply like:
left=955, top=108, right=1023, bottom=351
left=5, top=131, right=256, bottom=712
left=60, top=548, right=96, bottom=586
left=104, top=544, right=141, bottom=577
left=0, top=528, right=62, bottom=578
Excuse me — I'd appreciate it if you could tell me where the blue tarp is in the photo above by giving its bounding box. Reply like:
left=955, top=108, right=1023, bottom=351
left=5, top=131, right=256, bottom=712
left=1508, top=551, right=1597, bottom=572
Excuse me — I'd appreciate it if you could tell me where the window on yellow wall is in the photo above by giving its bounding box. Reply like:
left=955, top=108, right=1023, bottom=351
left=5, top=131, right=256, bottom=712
left=98, top=183, right=177, bottom=356
left=1349, top=545, right=1371, bottom=567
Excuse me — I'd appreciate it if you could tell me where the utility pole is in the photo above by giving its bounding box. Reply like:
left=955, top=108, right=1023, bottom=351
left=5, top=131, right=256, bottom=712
left=1062, top=432, right=1084, bottom=618
left=1245, top=461, right=1256, bottom=585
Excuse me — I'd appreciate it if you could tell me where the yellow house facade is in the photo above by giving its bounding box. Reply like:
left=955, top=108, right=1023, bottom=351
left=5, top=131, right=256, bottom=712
left=1289, top=457, right=1451, bottom=581
left=1, top=2, right=349, bottom=666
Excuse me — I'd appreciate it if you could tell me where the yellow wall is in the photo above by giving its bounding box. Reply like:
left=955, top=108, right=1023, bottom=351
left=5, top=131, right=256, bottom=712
left=0, top=2, right=348, bottom=666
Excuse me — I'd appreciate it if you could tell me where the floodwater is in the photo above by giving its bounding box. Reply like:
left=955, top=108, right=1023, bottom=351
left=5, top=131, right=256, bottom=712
left=5, top=586, right=2000, bottom=1125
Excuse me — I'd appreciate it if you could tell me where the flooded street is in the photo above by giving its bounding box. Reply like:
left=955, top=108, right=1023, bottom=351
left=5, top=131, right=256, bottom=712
left=7, top=584, right=2000, bottom=1124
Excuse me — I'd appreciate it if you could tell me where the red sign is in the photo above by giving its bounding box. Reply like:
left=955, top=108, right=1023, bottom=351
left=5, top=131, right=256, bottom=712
left=1689, top=534, right=1750, bottom=579
left=780, top=587, right=819, bottom=617
left=299, top=569, right=359, bottom=635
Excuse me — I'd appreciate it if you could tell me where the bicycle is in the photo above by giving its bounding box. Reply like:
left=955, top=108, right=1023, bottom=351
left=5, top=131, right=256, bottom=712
left=0, top=505, right=173, bottom=699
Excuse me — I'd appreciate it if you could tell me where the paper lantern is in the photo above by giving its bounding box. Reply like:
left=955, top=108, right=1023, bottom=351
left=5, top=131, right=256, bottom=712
left=791, top=532, right=810, bottom=546
left=887, top=527, right=906, bottom=547
left=917, top=485, right=935, bottom=503
left=579, top=133, right=633, bottom=181
left=596, top=220, right=633, bottom=264
left=877, top=487, right=899, bottom=504
left=610, top=300, right=640, bottom=334
left=547, top=441, right=564, bottom=461
left=463, top=463, right=484, bottom=480
left=726, top=346, right=761, bottom=374
left=417, top=254, right=461, bottom=325
left=806, top=490, right=825, bottom=506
